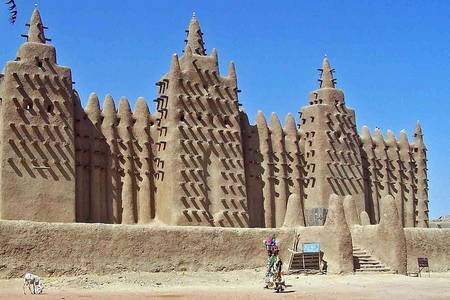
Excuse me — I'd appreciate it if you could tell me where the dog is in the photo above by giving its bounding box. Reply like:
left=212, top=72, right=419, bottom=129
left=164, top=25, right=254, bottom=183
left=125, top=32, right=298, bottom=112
left=23, top=272, right=44, bottom=295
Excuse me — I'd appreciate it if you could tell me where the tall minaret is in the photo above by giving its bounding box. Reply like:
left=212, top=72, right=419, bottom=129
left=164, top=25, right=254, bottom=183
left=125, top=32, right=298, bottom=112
left=0, top=8, right=76, bottom=222
left=412, top=121, right=429, bottom=227
left=153, top=14, right=248, bottom=227
left=298, top=57, right=365, bottom=225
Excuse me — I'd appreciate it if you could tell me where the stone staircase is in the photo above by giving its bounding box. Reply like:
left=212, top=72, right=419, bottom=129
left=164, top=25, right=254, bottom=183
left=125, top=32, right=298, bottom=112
left=353, top=245, right=394, bottom=273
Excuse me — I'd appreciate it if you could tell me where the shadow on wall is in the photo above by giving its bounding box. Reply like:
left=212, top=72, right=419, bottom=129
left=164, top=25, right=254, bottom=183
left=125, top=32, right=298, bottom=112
left=73, top=93, right=156, bottom=225
left=7, top=73, right=75, bottom=182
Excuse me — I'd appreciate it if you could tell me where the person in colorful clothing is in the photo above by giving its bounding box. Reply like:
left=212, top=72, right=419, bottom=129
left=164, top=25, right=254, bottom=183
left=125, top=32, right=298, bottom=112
left=263, top=235, right=278, bottom=288
left=263, top=234, right=278, bottom=256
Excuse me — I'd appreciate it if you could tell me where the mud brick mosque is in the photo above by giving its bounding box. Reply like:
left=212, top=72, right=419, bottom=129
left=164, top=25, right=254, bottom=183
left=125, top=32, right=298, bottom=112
left=0, top=8, right=429, bottom=229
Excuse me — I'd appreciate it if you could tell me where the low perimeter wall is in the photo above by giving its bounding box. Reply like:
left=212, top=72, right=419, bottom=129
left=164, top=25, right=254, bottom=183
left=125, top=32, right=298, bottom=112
left=405, top=228, right=450, bottom=273
left=0, top=218, right=354, bottom=278
left=1, top=220, right=449, bottom=278
left=0, top=220, right=294, bottom=278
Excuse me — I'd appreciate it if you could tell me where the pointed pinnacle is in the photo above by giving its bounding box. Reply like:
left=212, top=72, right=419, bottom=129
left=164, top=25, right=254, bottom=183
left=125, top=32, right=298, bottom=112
left=211, top=48, right=218, bottom=61
left=134, top=97, right=150, bottom=123
left=398, top=130, right=409, bottom=147
left=319, top=56, right=335, bottom=89
left=186, top=14, right=206, bottom=55
left=360, top=126, right=372, bottom=141
left=118, top=97, right=131, bottom=116
left=414, top=120, right=423, bottom=137
left=255, top=110, right=268, bottom=127
left=102, top=94, right=117, bottom=119
left=228, top=61, right=237, bottom=80
left=86, top=93, right=101, bottom=123
left=386, top=129, right=397, bottom=146
left=373, top=128, right=387, bottom=148
left=28, top=8, right=46, bottom=43
left=169, top=53, right=181, bottom=78
left=86, top=93, right=101, bottom=114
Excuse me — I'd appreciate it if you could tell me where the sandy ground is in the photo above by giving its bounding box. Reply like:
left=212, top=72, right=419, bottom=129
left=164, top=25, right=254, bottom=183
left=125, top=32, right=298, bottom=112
left=0, top=270, right=449, bottom=300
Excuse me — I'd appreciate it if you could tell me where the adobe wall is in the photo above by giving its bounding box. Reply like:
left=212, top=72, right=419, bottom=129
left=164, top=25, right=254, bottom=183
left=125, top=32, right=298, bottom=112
left=347, top=195, right=407, bottom=274
left=405, top=228, right=450, bottom=272
left=0, top=219, right=352, bottom=278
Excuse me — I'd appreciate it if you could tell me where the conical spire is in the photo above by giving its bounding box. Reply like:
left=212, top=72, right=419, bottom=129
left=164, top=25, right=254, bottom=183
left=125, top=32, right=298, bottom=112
left=211, top=48, right=218, bottom=62
left=27, top=7, right=46, bottom=43
left=284, top=113, right=298, bottom=136
left=398, top=130, right=410, bottom=148
left=134, top=97, right=150, bottom=124
left=211, top=48, right=219, bottom=71
left=102, top=94, right=117, bottom=119
left=86, top=93, right=101, bottom=122
left=169, top=53, right=181, bottom=78
left=360, top=126, right=372, bottom=143
left=256, top=110, right=267, bottom=124
left=118, top=97, right=133, bottom=124
left=228, top=61, right=237, bottom=79
left=319, top=56, right=335, bottom=89
left=414, top=121, right=425, bottom=147
left=270, top=113, right=283, bottom=138
left=386, top=129, right=397, bottom=146
left=373, top=127, right=385, bottom=145
left=186, top=13, right=206, bottom=55
left=86, top=93, right=100, bottom=111
left=414, top=121, right=423, bottom=138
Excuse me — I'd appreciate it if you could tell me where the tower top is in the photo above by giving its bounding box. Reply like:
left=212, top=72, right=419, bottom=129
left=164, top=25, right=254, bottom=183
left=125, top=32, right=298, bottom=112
left=319, top=56, right=336, bottom=89
left=186, top=13, right=206, bottom=55
left=27, top=7, right=47, bottom=43
left=414, top=120, right=423, bottom=137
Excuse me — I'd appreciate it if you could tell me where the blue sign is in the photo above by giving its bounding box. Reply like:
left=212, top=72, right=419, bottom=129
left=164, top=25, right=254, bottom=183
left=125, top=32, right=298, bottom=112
left=302, top=242, right=320, bottom=253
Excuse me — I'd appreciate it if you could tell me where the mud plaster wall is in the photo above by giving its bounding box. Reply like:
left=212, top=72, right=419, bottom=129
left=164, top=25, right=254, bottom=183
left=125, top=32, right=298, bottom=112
left=0, top=10, right=430, bottom=230
left=405, top=228, right=450, bottom=272
left=0, top=220, right=351, bottom=278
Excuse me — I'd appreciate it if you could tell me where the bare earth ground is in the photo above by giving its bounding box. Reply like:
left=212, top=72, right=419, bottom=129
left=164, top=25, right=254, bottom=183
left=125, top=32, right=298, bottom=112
left=0, top=270, right=449, bottom=300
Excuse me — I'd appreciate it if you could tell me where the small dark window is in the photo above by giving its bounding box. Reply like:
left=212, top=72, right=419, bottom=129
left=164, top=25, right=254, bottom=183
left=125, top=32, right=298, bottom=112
left=37, top=61, right=43, bottom=68
left=47, top=103, right=54, bottom=113
left=179, top=113, right=185, bottom=122
left=224, top=116, right=231, bottom=127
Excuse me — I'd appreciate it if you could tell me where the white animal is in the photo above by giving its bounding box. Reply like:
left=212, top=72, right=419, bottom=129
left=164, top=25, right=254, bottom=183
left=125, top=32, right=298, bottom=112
left=23, top=272, right=44, bottom=295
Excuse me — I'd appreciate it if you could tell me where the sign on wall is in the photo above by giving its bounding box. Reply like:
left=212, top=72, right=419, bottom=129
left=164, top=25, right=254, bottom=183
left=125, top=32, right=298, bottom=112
left=302, top=242, right=320, bottom=253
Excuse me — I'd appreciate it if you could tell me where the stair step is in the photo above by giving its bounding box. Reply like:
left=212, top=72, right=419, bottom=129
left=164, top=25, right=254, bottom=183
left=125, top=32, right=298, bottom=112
left=358, top=262, right=385, bottom=266
left=355, top=270, right=396, bottom=274
left=352, top=245, right=392, bottom=273
left=359, top=265, right=385, bottom=269
left=356, top=268, right=391, bottom=272
left=356, top=259, right=380, bottom=263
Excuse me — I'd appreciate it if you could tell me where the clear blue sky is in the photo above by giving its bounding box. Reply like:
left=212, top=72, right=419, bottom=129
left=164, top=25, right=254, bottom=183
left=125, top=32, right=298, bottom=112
left=1, top=1, right=448, bottom=218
